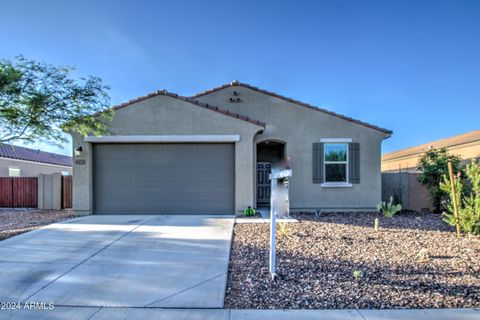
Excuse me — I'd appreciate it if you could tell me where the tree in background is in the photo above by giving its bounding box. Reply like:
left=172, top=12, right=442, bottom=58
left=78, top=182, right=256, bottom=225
left=0, top=56, right=112, bottom=145
left=440, top=160, right=480, bottom=235
left=417, top=147, right=461, bottom=213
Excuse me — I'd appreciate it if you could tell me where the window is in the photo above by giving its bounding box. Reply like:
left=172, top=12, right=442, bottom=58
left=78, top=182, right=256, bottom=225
left=9, top=167, right=21, bottom=177
left=324, top=143, right=347, bottom=182
left=61, top=171, right=70, bottom=176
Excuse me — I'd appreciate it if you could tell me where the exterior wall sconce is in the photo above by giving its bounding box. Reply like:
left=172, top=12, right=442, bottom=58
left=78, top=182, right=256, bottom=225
left=75, top=146, right=83, bottom=157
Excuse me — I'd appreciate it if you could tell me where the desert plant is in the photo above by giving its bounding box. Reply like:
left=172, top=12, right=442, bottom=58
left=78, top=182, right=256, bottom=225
left=418, top=148, right=461, bottom=212
left=393, top=186, right=403, bottom=206
left=440, top=160, right=480, bottom=235
left=243, top=206, right=256, bottom=217
left=374, top=218, right=380, bottom=231
left=278, top=222, right=292, bottom=238
left=377, top=196, right=402, bottom=218
left=353, top=270, right=363, bottom=280
left=417, top=248, right=430, bottom=260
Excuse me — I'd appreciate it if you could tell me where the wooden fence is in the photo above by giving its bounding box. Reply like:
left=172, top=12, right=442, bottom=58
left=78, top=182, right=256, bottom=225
left=61, top=175, right=72, bottom=209
left=0, top=177, right=38, bottom=208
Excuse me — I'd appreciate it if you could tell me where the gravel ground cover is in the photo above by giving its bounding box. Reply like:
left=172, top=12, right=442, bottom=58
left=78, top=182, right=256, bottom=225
left=225, top=212, right=480, bottom=309
left=0, top=209, right=75, bottom=240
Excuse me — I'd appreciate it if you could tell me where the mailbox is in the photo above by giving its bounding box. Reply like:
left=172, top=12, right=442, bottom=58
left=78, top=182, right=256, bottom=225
left=269, top=162, right=292, bottom=280
left=270, top=168, right=292, bottom=219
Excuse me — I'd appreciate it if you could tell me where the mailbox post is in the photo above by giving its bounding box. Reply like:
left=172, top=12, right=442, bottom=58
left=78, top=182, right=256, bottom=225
left=269, top=167, right=292, bottom=280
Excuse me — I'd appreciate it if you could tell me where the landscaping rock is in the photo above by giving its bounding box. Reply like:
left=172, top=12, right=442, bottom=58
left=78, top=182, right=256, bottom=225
left=0, top=209, right=74, bottom=240
left=225, top=212, right=480, bottom=309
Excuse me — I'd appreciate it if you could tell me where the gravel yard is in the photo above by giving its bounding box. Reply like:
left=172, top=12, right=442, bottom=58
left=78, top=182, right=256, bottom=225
left=225, top=212, right=480, bottom=309
left=0, top=209, right=75, bottom=240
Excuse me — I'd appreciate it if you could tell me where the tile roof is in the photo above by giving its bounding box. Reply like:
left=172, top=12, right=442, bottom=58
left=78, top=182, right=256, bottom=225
left=382, top=130, right=480, bottom=161
left=106, top=90, right=266, bottom=128
left=190, top=81, right=393, bottom=135
left=0, top=144, right=72, bottom=167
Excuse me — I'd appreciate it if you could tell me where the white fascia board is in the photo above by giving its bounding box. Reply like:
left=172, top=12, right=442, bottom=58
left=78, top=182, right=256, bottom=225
left=84, top=135, right=241, bottom=143
left=320, top=138, right=352, bottom=143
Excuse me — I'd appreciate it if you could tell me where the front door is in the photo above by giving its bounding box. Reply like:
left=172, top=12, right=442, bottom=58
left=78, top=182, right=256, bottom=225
left=256, top=162, right=271, bottom=205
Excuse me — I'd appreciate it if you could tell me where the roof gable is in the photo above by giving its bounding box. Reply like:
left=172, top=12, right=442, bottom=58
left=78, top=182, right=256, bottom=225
left=106, top=90, right=266, bottom=128
left=191, top=81, right=392, bottom=135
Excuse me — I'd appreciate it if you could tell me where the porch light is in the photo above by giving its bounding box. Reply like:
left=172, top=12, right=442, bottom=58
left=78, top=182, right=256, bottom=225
left=75, top=146, right=83, bottom=157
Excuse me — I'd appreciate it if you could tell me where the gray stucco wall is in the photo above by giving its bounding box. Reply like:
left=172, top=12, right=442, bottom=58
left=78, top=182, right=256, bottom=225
left=195, top=86, right=389, bottom=210
left=0, top=158, right=72, bottom=177
left=71, top=95, right=263, bottom=215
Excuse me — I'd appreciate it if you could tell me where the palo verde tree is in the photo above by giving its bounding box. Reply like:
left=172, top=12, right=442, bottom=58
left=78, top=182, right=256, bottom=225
left=0, top=56, right=112, bottom=145
left=417, top=147, right=461, bottom=213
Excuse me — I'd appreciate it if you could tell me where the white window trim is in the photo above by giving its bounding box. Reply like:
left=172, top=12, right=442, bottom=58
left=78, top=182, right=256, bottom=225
left=323, top=142, right=349, bottom=184
left=320, top=138, right=352, bottom=143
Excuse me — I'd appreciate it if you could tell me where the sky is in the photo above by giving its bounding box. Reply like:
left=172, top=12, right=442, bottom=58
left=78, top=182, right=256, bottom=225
left=1, top=0, right=479, bottom=156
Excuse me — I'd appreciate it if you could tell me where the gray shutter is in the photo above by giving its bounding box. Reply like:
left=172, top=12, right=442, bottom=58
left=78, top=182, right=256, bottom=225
left=313, top=143, right=324, bottom=184
left=348, top=143, right=360, bottom=184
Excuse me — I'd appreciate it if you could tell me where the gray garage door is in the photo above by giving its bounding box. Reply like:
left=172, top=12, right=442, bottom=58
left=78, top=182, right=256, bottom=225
left=93, top=143, right=235, bottom=214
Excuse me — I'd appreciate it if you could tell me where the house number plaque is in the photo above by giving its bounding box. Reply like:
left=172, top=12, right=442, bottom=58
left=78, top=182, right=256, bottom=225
left=75, top=159, right=86, bottom=165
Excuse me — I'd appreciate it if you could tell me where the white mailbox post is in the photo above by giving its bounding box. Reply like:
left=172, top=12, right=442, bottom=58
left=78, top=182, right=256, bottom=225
left=269, top=167, right=292, bottom=280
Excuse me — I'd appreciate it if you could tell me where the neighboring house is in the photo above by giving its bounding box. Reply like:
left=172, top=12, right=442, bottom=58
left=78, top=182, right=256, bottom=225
left=72, top=81, right=392, bottom=215
left=0, top=144, right=72, bottom=177
left=382, top=130, right=480, bottom=173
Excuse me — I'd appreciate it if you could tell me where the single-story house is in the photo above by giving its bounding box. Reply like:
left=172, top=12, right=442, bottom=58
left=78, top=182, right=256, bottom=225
left=382, top=130, right=480, bottom=173
left=71, top=81, right=392, bottom=215
left=0, top=144, right=72, bottom=177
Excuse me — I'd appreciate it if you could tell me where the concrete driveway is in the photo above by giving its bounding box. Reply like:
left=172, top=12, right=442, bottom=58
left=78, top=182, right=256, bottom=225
left=0, top=215, right=234, bottom=309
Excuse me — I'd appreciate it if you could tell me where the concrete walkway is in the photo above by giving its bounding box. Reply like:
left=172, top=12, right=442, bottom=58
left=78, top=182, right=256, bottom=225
left=0, top=307, right=478, bottom=319
left=0, top=215, right=234, bottom=309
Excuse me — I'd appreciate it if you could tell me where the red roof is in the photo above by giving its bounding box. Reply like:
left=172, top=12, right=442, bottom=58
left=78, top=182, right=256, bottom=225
left=191, top=81, right=392, bottom=135
left=0, top=144, right=72, bottom=167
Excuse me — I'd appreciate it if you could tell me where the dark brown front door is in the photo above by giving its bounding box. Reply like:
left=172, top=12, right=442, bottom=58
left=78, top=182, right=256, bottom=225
left=256, top=162, right=271, bottom=205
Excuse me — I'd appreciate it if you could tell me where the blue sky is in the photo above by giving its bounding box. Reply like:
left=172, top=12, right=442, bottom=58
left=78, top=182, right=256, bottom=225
left=1, top=0, right=479, bottom=156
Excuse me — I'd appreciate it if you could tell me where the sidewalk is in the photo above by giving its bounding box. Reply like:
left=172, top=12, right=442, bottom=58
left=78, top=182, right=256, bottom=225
left=1, top=307, right=478, bottom=320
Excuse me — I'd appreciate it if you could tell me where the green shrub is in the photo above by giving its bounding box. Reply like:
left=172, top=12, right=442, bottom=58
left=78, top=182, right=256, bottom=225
left=353, top=270, right=363, bottom=280
left=377, top=196, right=402, bottom=218
left=440, top=160, right=480, bottom=235
left=417, top=148, right=461, bottom=212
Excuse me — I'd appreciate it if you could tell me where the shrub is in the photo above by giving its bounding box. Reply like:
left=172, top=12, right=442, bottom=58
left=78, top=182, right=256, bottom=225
left=353, top=270, right=363, bottom=280
left=377, top=196, right=402, bottom=218
left=278, top=222, right=292, bottom=239
left=440, top=160, right=480, bottom=235
left=418, top=148, right=461, bottom=212
left=417, top=248, right=430, bottom=260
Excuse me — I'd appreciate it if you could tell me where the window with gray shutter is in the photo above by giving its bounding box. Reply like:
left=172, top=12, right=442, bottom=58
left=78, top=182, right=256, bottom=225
left=348, top=143, right=360, bottom=183
left=312, top=143, right=324, bottom=183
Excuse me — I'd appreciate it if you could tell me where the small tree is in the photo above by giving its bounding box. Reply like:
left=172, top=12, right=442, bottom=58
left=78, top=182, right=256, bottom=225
left=417, top=147, right=461, bottom=212
left=0, top=56, right=112, bottom=145
left=440, top=160, right=480, bottom=235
